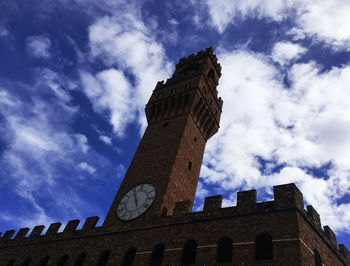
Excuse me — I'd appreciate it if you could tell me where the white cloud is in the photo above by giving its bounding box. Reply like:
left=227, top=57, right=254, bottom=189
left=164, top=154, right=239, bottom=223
left=271, top=42, right=306, bottom=65
left=205, top=0, right=350, bottom=46
left=26, top=35, right=52, bottom=59
left=205, top=0, right=298, bottom=34
left=78, top=162, right=97, bottom=174
left=99, top=135, right=112, bottom=145
left=0, top=25, right=9, bottom=38
left=201, top=48, right=350, bottom=233
left=76, top=134, right=89, bottom=153
left=0, top=68, right=108, bottom=229
left=88, top=14, right=173, bottom=132
left=80, top=69, right=133, bottom=137
left=295, top=1, right=350, bottom=46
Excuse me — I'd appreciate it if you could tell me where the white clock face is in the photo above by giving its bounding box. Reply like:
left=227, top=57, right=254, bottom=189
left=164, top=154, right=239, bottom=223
left=117, top=183, right=156, bottom=221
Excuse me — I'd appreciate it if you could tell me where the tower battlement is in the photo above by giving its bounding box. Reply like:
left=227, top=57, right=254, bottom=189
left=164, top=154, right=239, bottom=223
left=0, top=216, right=101, bottom=245
left=168, top=183, right=350, bottom=264
left=152, top=47, right=223, bottom=110
left=177, top=46, right=222, bottom=78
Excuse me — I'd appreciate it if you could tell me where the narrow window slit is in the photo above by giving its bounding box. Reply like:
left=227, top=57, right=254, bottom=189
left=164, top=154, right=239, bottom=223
left=188, top=161, right=192, bottom=171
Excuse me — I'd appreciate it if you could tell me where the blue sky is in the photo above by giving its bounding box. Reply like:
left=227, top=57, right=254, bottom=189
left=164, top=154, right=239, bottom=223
left=1, top=0, right=350, bottom=248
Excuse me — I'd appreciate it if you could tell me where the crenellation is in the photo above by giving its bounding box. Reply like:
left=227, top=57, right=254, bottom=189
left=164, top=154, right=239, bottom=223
left=237, top=189, right=257, bottom=212
left=1, top=230, right=15, bottom=240
left=82, top=216, right=99, bottom=232
left=62, top=219, right=80, bottom=235
left=29, top=225, right=45, bottom=238
left=155, top=80, right=165, bottom=89
left=273, top=183, right=304, bottom=210
left=46, top=222, right=62, bottom=235
left=0, top=186, right=348, bottom=265
left=306, top=205, right=321, bottom=229
left=14, top=228, right=30, bottom=239
left=339, top=244, right=350, bottom=259
left=173, top=200, right=192, bottom=216
left=176, top=47, right=221, bottom=77
left=324, top=225, right=338, bottom=249
left=203, top=195, right=222, bottom=212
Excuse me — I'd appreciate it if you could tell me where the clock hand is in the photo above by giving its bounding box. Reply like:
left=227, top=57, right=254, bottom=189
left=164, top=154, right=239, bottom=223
left=134, top=193, right=138, bottom=207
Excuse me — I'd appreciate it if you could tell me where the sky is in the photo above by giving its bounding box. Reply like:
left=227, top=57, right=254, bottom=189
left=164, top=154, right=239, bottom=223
left=1, top=0, right=350, bottom=249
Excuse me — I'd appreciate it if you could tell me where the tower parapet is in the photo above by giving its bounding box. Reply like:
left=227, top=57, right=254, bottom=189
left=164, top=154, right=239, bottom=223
left=167, top=183, right=349, bottom=265
left=0, top=216, right=102, bottom=247
left=1, top=183, right=349, bottom=265
left=146, top=47, right=223, bottom=141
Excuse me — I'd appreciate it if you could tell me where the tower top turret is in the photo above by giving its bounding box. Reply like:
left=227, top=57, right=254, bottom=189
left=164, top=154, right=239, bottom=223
left=177, top=46, right=222, bottom=78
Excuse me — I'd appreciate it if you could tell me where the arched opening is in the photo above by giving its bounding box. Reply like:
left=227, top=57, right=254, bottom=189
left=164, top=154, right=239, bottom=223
left=182, top=240, right=197, bottom=265
left=314, top=249, right=322, bottom=266
left=150, top=243, right=165, bottom=266
left=122, top=247, right=136, bottom=266
left=207, top=69, right=215, bottom=82
left=217, top=236, right=233, bottom=263
left=255, top=233, right=273, bottom=260
left=74, top=253, right=86, bottom=266
left=21, top=257, right=32, bottom=266
left=39, top=256, right=50, bottom=266
left=97, top=250, right=111, bottom=266
left=6, top=259, right=15, bottom=266
left=57, top=254, right=69, bottom=266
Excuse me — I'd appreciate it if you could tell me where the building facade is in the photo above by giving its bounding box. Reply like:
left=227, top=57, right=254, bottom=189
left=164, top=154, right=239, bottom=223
left=0, top=47, right=349, bottom=265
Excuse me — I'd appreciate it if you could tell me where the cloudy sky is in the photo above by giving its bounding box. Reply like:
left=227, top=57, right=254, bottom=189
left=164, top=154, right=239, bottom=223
left=1, top=0, right=350, bottom=248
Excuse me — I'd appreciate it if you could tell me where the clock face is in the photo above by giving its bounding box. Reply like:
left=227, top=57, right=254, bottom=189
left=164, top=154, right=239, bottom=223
left=117, top=183, right=156, bottom=221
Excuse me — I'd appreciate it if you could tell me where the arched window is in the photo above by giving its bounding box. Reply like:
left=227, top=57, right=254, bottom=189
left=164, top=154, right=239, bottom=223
left=21, top=257, right=32, bottom=266
left=255, top=233, right=273, bottom=260
left=74, top=253, right=86, bottom=266
left=182, top=240, right=197, bottom=265
left=150, top=243, right=165, bottom=266
left=97, top=250, right=111, bottom=266
left=207, top=69, right=215, bottom=82
left=217, top=236, right=233, bottom=263
left=122, top=247, right=136, bottom=266
left=314, top=249, right=322, bottom=266
left=57, top=254, right=69, bottom=266
left=6, top=259, right=15, bottom=266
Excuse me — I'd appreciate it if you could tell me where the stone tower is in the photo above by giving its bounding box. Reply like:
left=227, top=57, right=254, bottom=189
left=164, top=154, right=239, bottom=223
left=104, top=47, right=223, bottom=227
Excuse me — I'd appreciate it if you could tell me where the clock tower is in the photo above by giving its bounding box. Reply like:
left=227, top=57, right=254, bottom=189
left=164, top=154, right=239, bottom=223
left=104, top=47, right=223, bottom=227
